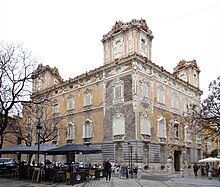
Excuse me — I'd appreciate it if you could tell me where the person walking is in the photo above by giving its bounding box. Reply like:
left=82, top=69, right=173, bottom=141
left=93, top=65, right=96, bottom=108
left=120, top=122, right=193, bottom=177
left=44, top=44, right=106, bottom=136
left=193, top=163, right=199, bottom=176
left=105, top=159, right=112, bottom=183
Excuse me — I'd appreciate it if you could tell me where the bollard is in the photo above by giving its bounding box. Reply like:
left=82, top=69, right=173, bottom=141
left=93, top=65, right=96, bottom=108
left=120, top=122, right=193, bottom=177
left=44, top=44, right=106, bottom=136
left=208, top=171, right=212, bottom=180
left=137, top=168, right=141, bottom=180
left=179, top=168, right=184, bottom=178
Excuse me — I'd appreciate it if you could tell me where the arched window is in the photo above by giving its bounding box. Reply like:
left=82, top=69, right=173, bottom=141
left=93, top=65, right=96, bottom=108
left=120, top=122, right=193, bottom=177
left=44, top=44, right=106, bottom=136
left=84, top=89, right=92, bottom=106
left=67, top=122, right=75, bottom=140
left=52, top=99, right=59, bottom=114
left=83, top=120, right=92, bottom=138
left=67, top=95, right=74, bottom=110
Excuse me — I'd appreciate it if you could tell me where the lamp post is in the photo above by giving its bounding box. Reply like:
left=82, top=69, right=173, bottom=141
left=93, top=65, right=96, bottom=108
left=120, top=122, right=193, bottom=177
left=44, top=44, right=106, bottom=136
left=128, top=142, right=133, bottom=178
left=36, top=111, right=42, bottom=165
left=128, top=142, right=130, bottom=176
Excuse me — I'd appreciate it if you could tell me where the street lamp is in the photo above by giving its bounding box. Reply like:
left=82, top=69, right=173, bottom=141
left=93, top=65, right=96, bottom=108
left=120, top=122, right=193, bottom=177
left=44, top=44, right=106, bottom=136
left=36, top=110, right=42, bottom=165
left=128, top=142, right=133, bottom=178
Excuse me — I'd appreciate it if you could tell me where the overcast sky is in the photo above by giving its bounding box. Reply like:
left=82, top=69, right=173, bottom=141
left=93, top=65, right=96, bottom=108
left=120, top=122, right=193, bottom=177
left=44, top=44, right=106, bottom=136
left=1, top=0, right=219, bottom=99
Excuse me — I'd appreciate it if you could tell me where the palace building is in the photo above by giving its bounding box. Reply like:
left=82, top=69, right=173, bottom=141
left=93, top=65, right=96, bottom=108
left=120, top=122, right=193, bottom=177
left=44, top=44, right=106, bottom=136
left=23, top=19, right=203, bottom=172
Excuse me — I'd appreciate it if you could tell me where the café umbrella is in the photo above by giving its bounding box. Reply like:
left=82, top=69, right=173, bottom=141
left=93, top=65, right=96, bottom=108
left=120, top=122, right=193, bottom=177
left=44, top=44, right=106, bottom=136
left=198, top=157, right=220, bottom=163
left=46, top=143, right=102, bottom=155
left=0, top=144, right=58, bottom=154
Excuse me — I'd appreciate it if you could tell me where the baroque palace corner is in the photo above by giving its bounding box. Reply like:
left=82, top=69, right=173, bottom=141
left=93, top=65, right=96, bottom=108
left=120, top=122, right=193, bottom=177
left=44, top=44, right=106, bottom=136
left=23, top=19, right=205, bottom=173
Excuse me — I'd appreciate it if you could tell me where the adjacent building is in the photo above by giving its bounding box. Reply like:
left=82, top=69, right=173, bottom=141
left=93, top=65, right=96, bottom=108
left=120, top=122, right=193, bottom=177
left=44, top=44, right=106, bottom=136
left=23, top=19, right=204, bottom=172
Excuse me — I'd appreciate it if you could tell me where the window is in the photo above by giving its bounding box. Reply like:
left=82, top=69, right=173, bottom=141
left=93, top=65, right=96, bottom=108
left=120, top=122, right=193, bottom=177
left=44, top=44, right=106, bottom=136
left=141, top=82, right=148, bottom=98
left=172, top=93, right=178, bottom=109
left=53, top=104, right=59, bottom=113
left=113, top=113, right=125, bottom=136
left=27, top=133, right=31, bottom=144
left=184, top=98, right=189, bottom=114
left=113, top=79, right=124, bottom=104
left=140, top=112, right=151, bottom=135
left=115, top=85, right=122, bottom=98
left=83, top=121, right=91, bottom=138
left=140, top=38, right=146, bottom=52
left=67, top=123, right=75, bottom=140
left=196, top=133, right=201, bottom=144
left=27, top=116, right=32, bottom=126
left=67, top=96, right=74, bottom=110
left=205, top=142, right=213, bottom=152
left=53, top=99, right=59, bottom=114
left=174, top=123, right=179, bottom=138
left=157, top=86, right=165, bottom=104
left=157, top=116, right=166, bottom=138
left=53, top=126, right=58, bottom=143
left=114, top=39, right=122, bottom=58
left=184, top=125, right=191, bottom=143
left=84, top=93, right=91, bottom=106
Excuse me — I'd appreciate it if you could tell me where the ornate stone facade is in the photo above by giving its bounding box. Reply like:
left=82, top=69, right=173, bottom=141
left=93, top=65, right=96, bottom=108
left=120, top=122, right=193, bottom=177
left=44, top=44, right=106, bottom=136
left=23, top=19, right=203, bottom=171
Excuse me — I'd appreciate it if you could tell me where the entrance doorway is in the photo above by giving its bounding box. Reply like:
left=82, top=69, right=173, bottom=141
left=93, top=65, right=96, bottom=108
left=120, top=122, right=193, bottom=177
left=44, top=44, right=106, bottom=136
left=174, top=150, right=181, bottom=171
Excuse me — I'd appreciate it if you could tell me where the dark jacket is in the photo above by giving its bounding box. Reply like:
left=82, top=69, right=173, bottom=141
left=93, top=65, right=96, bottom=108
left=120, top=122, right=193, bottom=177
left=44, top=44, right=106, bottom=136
left=105, top=161, right=112, bottom=173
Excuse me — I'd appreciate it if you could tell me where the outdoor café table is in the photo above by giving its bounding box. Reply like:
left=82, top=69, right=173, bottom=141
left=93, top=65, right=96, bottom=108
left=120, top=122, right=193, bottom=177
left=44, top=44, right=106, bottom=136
left=52, top=169, right=65, bottom=183
left=6, top=166, right=18, bottom=178
left=0, top=166, right=7, bottom=177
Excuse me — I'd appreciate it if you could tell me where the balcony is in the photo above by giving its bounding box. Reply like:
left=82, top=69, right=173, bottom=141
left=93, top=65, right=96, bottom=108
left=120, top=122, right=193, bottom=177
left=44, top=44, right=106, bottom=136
left=141, top=134, right=151, bottom=142
left=83, top=137, right=92, bottom=145
left=158, top=137, right=166, bottom=144
left=113, top=134, right=125, bottom=142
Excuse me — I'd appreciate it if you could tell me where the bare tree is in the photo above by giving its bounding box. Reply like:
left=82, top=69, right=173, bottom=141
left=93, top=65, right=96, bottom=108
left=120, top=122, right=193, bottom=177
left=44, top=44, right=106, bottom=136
left=35, top=99, right=63, bottom=144
left=188, top=76, right=220, bottom=141
left=21, top=98, right=63, bottom=146
left=0, top=42, right=36, bottom=149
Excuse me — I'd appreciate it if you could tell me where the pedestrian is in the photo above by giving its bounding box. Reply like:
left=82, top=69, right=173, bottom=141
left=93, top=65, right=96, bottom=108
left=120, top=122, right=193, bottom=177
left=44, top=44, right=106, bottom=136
left=218, top=163, right=220, bottom=181
left=201, top=164, right=205, bottom=176
left=193, top=163, right=199, bottom=176
left=105, top=159, right=112, bottom=183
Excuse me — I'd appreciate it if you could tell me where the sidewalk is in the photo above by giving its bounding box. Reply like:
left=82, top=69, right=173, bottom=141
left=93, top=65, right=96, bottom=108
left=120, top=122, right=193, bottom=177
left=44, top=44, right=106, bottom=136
left=0, top=176, right=219, bottom=187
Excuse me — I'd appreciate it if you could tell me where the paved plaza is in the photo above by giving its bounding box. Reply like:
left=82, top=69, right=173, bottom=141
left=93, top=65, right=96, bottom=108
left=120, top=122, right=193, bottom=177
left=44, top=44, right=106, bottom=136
left=0, top=173, right=219, bottom=187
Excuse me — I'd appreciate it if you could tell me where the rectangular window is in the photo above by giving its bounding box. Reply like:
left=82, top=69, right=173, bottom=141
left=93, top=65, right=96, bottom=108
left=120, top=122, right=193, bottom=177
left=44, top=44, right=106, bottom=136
left=113, top=117, right=125, bottom=136
left=113, top=81, right=124, bottom=104
left=27, top=116, right=32, bottom=126
left=115, top=85, right=122, bottom=98
left=158, top=88, right=164, bottom=104
left=142, top=83, right=148, bottom=98
left=140, top=117, right=151, bottom=135
left=172, top=95, right=178, bottom=109
left=205, top=142, right=213, bottom=152
left=67, top=98, right=74, bottom=110
left=158, top=120, right=166, bottom=138
left=53, top=104, right=59, bottom=113
left=53, top=127, right=58, bottom=141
